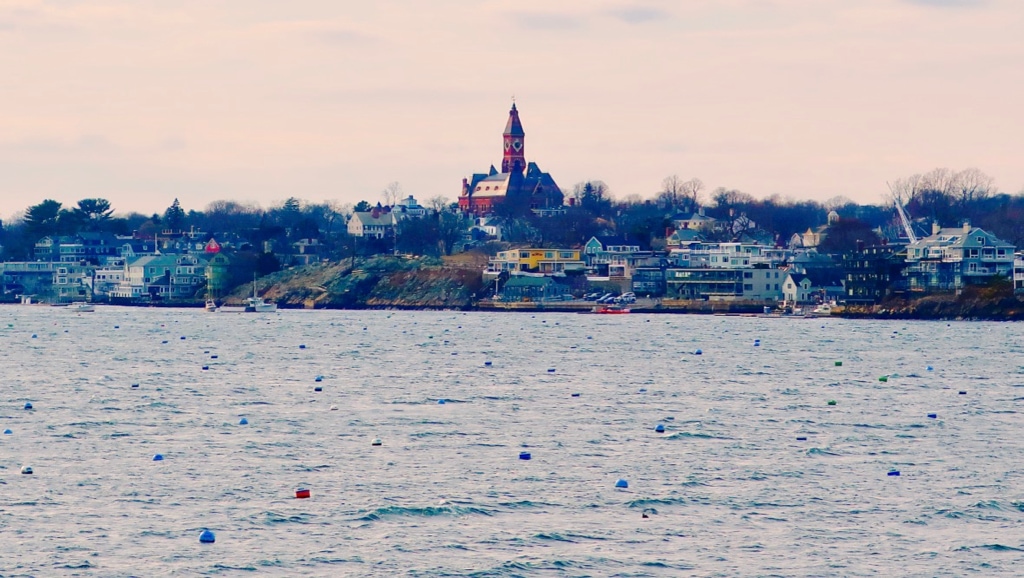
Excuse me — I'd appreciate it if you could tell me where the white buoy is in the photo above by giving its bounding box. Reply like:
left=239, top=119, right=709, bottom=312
left=371, top=438, right=382, bottom=446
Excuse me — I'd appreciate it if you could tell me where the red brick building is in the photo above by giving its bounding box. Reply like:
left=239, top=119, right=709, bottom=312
left=458, top=103, right=564, bottom=216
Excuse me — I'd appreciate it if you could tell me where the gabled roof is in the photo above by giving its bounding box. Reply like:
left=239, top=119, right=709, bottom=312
left=351, top=212, right=395, bottom=227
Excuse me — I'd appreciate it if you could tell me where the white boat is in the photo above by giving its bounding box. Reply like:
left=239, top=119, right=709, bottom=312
left=245, top=295, right=277, bottom=313
left=68, top=302, right=95, bottom=313
left=205, top=299, right=218, bottom=312
left=809, top=302, right=835, bottom=317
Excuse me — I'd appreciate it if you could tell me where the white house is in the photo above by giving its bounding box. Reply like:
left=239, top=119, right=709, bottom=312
left=347, top=208, right=397, bottom=239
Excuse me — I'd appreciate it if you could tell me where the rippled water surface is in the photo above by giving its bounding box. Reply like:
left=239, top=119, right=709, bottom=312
left=1, top=307, right=1023, bottom=576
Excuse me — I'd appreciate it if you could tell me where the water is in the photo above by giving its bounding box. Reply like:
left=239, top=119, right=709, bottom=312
left=1, top=307, right=1023, bottom=576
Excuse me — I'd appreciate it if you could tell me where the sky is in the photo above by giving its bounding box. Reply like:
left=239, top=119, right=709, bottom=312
left=1, top=0, right=1022, bottom=220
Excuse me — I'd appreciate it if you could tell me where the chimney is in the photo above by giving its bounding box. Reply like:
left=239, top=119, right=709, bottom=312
left=698, top=206, right=705, bottom=217
left=962, top=219, right=971, bottom=233
left=568, top=197, right=576, bottom=207
left=932, top=222, right=940, bottom=236
left=371, top=207, right=380, bottom=219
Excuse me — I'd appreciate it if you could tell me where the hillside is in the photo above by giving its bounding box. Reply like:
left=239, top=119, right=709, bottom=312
left=226, top=254, right=488, bottom=309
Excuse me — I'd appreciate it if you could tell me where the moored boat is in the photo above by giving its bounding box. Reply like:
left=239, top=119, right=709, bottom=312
left=591, top=304, right=630, bottom=314
left=68, top=302, right=95, bottom=312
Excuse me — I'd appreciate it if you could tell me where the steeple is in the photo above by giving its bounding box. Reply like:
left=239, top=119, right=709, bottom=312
left=501, top=101, right=526, bottom=174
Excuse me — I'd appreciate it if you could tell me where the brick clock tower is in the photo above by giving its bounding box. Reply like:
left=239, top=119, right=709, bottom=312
left=501, top=102, right=525, bottom=174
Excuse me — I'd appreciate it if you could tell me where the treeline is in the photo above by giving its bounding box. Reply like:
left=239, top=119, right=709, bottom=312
left=1, top=167, right=1021, bottom=263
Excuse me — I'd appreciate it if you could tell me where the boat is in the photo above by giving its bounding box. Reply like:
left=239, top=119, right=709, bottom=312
left=205, top=298, right=218, bottom=312
left=68, top=302, right=95, bottom=313
left=809, top=302, right=836, bottom=317
left=591, top=304, right=630, bottom=314
left=243, top=277, right=276, bottom=312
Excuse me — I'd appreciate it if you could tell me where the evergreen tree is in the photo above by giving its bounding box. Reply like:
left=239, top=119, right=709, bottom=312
left=164, top=198, right=187, bottom=231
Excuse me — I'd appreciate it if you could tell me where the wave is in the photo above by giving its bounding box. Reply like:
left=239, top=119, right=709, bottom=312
left=664, top=431, right=727, bottom=440
left=355, top=504, right=494, bottom=522
left=806, top=447, right=841, bottom=456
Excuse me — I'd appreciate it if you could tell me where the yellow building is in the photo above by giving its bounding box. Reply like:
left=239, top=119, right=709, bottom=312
left=488, top=249, right=585, bottom=274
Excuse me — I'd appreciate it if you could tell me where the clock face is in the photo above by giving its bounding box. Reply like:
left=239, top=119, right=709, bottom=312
left=512, top=140, right=522, bottom=152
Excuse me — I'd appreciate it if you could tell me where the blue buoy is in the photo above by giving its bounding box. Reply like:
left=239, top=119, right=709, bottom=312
left=315, top=376, right=323, bottom=382
left=927, top=413, right=937, bottom=419
left=161, top=340, right=168, bottom=344
left=299, top=344, right=306, bottom=349
left=153, top=454, right=164, bottom=461
left=587, top=336, right=592, bottom=340
left=484, top=361, right=492, bottom=366
left=571, top=393, right=581, bottom=397
left=638, top=388, right=647, bottom=393
left=202, top=366, right=209, bottom=370
left=314, top=386, right=322, bottom=392
left=547, top=368, right=556, bottom=373
left=519, top=452, right=531, bottom=460
left=796, top=436, right=807, bottom=441
left=615, top=479, right=629, bottom=488
left=926, top=366, right=933, bottom=371
left=239, top=418, right=248, bottom=425
left=180, top=336, right=186, bottom=340
left=199, top=529, right=215, bottom=543
left=3, top=429, right=12, bottom=434
left=887, top=470, right=900, bottom=477
left=131, top=383, right=139, bottom=388
left=31, top=334, right=37, bottom=339
left=211, top=355, right=218, bottom=359
left=694, top=349, right=702, bottom=355
left=958, top=391, right=967, bottom=395
left=24, top=402, right=33, bottom=410
left=114, top=325, right=119, bottom=329
left=437, top=399, right=445, bottom=405
left=654, top=424, right=665, bottom=433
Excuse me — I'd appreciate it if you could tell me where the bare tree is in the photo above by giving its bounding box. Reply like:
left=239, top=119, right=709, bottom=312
left=656, top=175, right=703, bottom=209
left=427, top=195, right=450, bottom=213
left=823, top=196, right=853, bottom=211
left=382, top=181, right=403, bottom=207
left=680, top=178, right=704, bottom=208
left=952, top=167, right=994, bottom=209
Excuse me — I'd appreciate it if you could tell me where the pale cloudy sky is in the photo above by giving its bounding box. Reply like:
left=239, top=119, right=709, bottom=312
left=0, top=0, right=1021, bottom=220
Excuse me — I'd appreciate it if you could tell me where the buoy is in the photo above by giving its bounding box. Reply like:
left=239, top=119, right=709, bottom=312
left=239, top=418, right=248, bottom=425
left=199, top=529, right=215, bottom=543
left=315, top=376, right=323, bottom=382
left=371, top=438, right=382, bottom=446
left=114, top=325, right=120, bottom=329
left=299, top=344, right=306, bottom=349
left=295, top=488, right=311, bottom=499
left=180, top=336, right=186, bottom=340
left=519, top=452, right=531, bottom=460
left=827, top=400, right=837, bottom=406
left=958, top=391, right=967, bottom=395
left=437, top=399, right=445, bottom=404
left=162, top=340, right=168, bottom=344
left=587, top=336, right=592, bottom=340
left=484, top=361, right=492, bottom=366
left=878, top=376, right=888, bottom=382
left=3, top=429, right=12, bottom=435
left=694, top=349, right=702, bottom=355
left=547, top=368, right=555, bottom=373
left=153, top=454, right=164, bottom=461
left=654, top=424, right=665, bottom=433
left=927, top=413, right=937, bottom=419
left=21, top=466, right=33, bottom=475
left=571, top=393, right=580, bottom=397
left=926, top=366, right=933, bottom=371
left=202, top=366, right=209, bottom=371
left=31, top=334, right=37, bottom=338
left=24, top=402, right=33, bottom=410
left=131, top=383, right=139, bottom=388
left=638, top=388, right=647, bottom=393
left=887, top=470, right=900, bottom=476
left=615, top=479, right=629, bottom=488
left=329, top=405, right=338, bottom=411
left=835, top=361, right=842, bottom=367
left=796, top=436, right=807, bottom=441
left=211, top=355, right=218, bottom=359
left=314, top=386, right=322, bottom=392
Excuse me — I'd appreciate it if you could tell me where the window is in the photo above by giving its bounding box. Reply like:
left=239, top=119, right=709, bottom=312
left=744, top=272, right=753, bottom=279
left=775, top=284, right=780, bottom=290
left=765, top=284, right=771, bottom=290
left=744, top=284, right=753, bottom=291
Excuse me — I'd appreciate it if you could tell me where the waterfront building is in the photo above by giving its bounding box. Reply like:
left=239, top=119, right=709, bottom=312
left=487, top=248, right=584, bottom=275
left=903, top=222, right=1015, bottom=293
left=841, top=243, right=906, bottom=304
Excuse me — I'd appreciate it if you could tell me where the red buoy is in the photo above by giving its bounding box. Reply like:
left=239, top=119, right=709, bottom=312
left=295, top=488, right=311, bottom=499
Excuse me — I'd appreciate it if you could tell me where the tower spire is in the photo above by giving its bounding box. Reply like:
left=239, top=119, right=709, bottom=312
left=502, top=101, right=525, bottom=173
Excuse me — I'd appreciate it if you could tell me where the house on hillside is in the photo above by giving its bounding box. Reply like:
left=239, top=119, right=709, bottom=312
left=348, top=206, right=397, bottom=239
left=904, top=222, right=1015, bottom=292
left=783, top=271, right=845, bottom=304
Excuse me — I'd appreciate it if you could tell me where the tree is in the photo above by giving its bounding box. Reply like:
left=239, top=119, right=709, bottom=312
left=657, top=176, right=703, bottom=210
left=382, top=182, right=402, bottom=206
left=24, top=200, right=64, bottom=239
left=573, top=181, right=613, bottom=217
left=73, top=198, right=114, bottom=231
left=353, top=200, right=372, bottom=213
left=164, top=198, right=186, bottom=231
left=256, top=251, right=281, bottom=276
left=817, top=218, right=881, bottom=254
left=427, top=195, right=450, bottom=213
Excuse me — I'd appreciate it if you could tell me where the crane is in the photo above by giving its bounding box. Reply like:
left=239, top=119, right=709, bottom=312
left=888, top=182, right=918, bottom=244
left=894, top=201, right=917, bottom=244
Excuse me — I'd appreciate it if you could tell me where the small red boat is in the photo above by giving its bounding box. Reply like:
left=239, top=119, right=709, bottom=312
left=592, top=305, right=631, bottom=314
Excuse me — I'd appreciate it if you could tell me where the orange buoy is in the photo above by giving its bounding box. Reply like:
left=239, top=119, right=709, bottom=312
left=295, top=488, right=311, bottom=499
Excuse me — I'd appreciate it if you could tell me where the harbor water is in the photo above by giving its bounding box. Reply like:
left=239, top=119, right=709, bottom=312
left=1, top=307, right=1022, bottom=576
